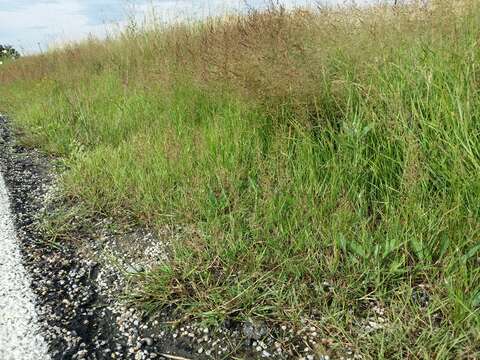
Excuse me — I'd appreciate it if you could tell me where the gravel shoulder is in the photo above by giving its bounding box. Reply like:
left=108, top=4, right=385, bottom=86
left=0, top=161, right=50, bottom=360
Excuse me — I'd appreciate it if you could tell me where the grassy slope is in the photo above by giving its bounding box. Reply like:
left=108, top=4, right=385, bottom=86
left=1, top=1, right=479, bottom=357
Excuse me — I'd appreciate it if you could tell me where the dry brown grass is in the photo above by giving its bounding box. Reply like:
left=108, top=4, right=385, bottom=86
left=1, top=1, right=463, bottom=115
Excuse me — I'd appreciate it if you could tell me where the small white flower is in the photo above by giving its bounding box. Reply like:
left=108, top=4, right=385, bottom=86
left=0, top=61, right=3, bottom=65
left=1, top=49, right=7, bottom=54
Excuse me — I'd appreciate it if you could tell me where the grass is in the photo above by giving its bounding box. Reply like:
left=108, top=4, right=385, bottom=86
left=1, top=0, right=479, bottom=357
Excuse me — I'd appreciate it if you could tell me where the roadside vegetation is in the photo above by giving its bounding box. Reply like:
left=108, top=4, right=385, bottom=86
left=0, top=44, right=20, bottom=64
left=0, top=1, right=479, bottom=357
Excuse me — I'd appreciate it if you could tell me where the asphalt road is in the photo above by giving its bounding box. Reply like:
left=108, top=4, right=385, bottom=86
left=0, top=171, right=50, bottom=359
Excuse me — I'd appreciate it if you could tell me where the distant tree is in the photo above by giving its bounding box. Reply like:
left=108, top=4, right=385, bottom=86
left=0, top=45, right=20, bottom=61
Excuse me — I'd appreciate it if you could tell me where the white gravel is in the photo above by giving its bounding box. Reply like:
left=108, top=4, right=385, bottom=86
left=0, top=172, right=50, bottom=360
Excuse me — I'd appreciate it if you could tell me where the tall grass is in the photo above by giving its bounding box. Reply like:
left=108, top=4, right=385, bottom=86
left=1, top=1, right=479, bottom=357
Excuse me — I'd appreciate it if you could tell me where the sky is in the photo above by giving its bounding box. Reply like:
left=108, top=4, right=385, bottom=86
left=0, top=0, right=379, bottom=54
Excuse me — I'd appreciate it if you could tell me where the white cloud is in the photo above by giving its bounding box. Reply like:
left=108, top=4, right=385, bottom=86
left=0, top=0, right=115, bottom=53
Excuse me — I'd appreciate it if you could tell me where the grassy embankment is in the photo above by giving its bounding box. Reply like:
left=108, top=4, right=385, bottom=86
left=1, top=1, right=479, bottom=357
